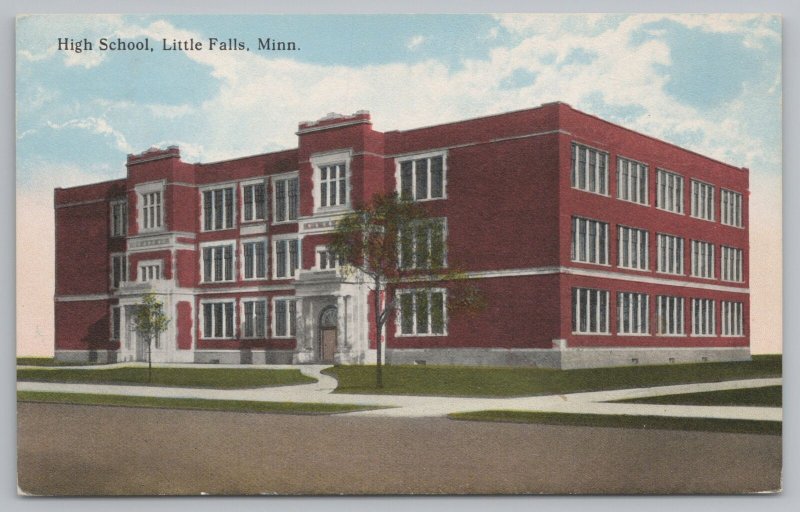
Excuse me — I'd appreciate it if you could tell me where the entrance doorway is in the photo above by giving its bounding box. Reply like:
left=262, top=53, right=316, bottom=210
left=319, top=306, right=338, bottom=363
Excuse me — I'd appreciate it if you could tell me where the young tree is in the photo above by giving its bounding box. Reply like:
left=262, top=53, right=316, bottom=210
left=328, top=193, right=484, bottom=388
left=133, top=292, right=170, bottom=382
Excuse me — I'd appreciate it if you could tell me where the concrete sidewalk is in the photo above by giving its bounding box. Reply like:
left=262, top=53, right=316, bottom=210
left=16, top=364, right=782, bottom=422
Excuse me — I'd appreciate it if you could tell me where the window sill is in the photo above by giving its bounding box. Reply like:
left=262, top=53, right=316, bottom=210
left=689, top=215, right=716, bottom=223
left=617, top=266, right=650, bottom=273
left=616, top=197, right=650, bottom=207
left=271, top=219, right=299, bottom=226
left=570, top=187, right=610, bottom=198
left=395, top=333, right=448, bottom=337
left=654, top=207, right=685, bottom=216
left=655, top=334, right=688, bottom=337
left=571, top=332, right=612, bottom=336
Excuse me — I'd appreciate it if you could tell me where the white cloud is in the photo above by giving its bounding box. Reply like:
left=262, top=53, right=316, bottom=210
left=406, top=35, right=426, bottom=50
left=46, top=116, right=133, bottom=153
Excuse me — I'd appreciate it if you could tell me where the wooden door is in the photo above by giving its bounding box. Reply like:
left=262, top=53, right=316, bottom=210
left=321, top=328, right=337, bottom=363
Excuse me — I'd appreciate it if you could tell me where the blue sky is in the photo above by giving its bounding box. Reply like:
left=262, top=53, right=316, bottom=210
left=15, top=13, right=782, bottom=354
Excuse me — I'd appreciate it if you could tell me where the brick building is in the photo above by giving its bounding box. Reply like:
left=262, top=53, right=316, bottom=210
left=53, top=102, right=750, bottom=368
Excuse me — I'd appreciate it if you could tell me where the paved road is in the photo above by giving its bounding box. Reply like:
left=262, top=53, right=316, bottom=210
left=17, top=364, right=783, bottom=421
left=17, top=402, right=781, bottom=495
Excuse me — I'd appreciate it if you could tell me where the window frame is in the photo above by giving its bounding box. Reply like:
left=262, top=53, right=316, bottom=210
left=395, top=150, right=448, bottom=202
left=617, top=292, right=650, bottom=335
left=272, top=235, right=302, bottom=280
left=272, top=297, right=298, bottom=338
left=272, top=171, right=300, bottom=224
left=720, top=245, right=744, bottom=283
left=398, top=218, right=448, bottom=270
left=616, top=156, right=649, bottom=205
left=571, top=142, right=609, bottom=196
left=656, top=169, right=685, bottom=215
left=690, top=240, right=715, bottom=279
left=110, top=305, right=121, bottom=341
left=690, top=179, right=716, bottom=222
left=200, top=241, right=237, bottom=283
left=110, top=199, right=128, bottom=237
left=571, top=287, right=611, bottom=335
left=110, top=253, right=128, bottom=289
left=241, top=298, right=267, bottom=339
left=721, top=301, right=744, bottom=337
left=241, top=179, right=267, bottom=223
left=200, top=184, right=236, bottom=232
left=571, top=216, right=610, bottom=266
left=691, top=298, right=716, bottom=337
left=395, top=288, right=448, bottom=337
left=137, top=259, right=163, bottom=282
left=617, top=225, right=649, bottom=271
left=656, top=233, right=685, bottom=275
left=240, top=237, right=268, bottom=281
left=656, top=295, right=686, bottom=336
left=721, top=189, right=744, bottom=228
left=200, top=299, right=236, bottom=340
left=136, top=181, right=165, bottom=233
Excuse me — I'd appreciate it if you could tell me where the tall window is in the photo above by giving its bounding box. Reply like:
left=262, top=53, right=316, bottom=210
left=721, top=246, right=743, bottom=282
left=242, top=240, right=267, bottom=280
left=691, top=180, right=715, bottom=221
left=273, top=298, right=297, bottom=337
left=691, top=240, right=715, bottom=279
left=110, top=200, right=127, bottom=237
left=397, top=289, right=447, bottom=336
left=399, top=154, right=445, bottom=201
left=571, top=143, right=608, bottom=195
left=692, top=298, right=715, bottom=336
left=202, top=244, right=234, bottom=282
left=202, top=301, right=235, bottom=339
left=656, top=295, right=685, bottom=335
left=242, top=299, right=266, bottom=338
left=319, top=163, right=348, bottom=208
left=111, top=306, right=121, bottom=340
left=721, top=189, right=743, bottom=227
left=111, top=254, right=127, bottom=288
left=242, top=182, right=266, bottom=222
left=202, top=187, right=234, bottom=231
left=139, top=262, right=162, bottom=282
left=656, top=233, right=684, bottom=275
left=141, top=191, right=163, bottom=230
left=317, top=247, right=342, bottom=270
left=617, top=292, right=649, bottom=335
left=399, top=219, right=446, bottom=269
left=617, top=157, right=648, bottom=205
left=618, top=226, right=648, bottom=270
left=274, top=176, right=299, bottom=222
left=721, top=301, right=744, bottom=336
left=572, top=288, right=609, bottom=334
left=274, top=238, right=300, bottom=279
left=656, top=169, right=684, bottom=214
left=571, top=217, right=608, bottom=265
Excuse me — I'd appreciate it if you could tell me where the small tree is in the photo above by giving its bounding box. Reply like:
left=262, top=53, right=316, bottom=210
left=328, top=193, right=484, bottom=388
left=133, top=292, right=170, bottom=382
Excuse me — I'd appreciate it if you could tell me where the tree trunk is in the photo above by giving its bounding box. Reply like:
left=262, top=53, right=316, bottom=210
left=147, top=337, right=152, bottom=383
left=374, top=277, right=383, bottom=388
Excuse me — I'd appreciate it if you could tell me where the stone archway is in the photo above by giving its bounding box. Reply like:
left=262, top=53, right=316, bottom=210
left=318, top=306, right=338, bottom=363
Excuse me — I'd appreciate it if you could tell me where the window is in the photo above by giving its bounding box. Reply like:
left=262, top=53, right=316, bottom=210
left=618, top=226, right=648, bottom=270
left=617, top=292, right=649, bottom=335
left=571, top=143, right=608, bottom=195
left=399, top=219, right=447, bottom=269
left=691, top=180, right=715, bottom=221
left=572, top=288, right=609, bottom=334
left=721, top=301, right=744, bottom=336
left=656, top=169, right=684, bottom=214
left=274, top=176, right=299, bottom=222
left=202, top=187, right=235, bottom=231
left=141, top=190, right=163, bottom=231
left=692, top=298, right=716, bottom=336
left=111, top=306, right=121, bottom=340
left=139, top=261, right=162, bottom=282
left=242, top=182, right=266, bottom=222
left=242, top=239, right=267, bottom=280
left=398, top=154, right=445, bottom=201
left=721, top=189, right=743, bottom=227
left=319, top=163, right=348, bottom=208
left=317, top=246, right=342, bottom=270
left=721, top=246, right=743, bottom=282
left=111, top=254, right=127, bottom=288
left=110, top=200, right=127, bottom=237
left=691, top=240, right=715, bottom=279
left=242, top=299, right=267, bottom=338
left=202, top=301, right=235, bottom=339
left=274, top=238, right=300, bottom=278
left=656, top=233, right=684, bottom=275
left=571, top=217, right=609, bottom=265
left=617, top=157, right=648, bottom=205
left=397, top=289, right=447, bottom=336
left=273, top=298, right=297, bottom=337
left=202, top=244, right=234, bottom=282
left=656, top=295, right=685, bottom=335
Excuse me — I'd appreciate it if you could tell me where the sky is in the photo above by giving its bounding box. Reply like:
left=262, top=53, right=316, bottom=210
left=15, top=13, right=782, bottom=355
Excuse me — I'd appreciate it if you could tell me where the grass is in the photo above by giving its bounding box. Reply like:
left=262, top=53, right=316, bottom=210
left=17, top=391, right=377, bottom=415
left=324, top=355, right=781, bottom=397
left=614, top=385, right=782, bottom=407
left=448, top=410, right=782, bottom=436
left=16, top=357, right=97, bottom=367
left=17, top=367, right=315, bottom=389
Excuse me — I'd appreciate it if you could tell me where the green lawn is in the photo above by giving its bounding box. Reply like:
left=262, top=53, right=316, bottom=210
left=17, top=367, right=315, bottom=389
left=17, top=391, right=376, bottom=415
left=324, top=355, right=781, bottom=397
left=614, top=385, right=782, bottom=407
left=16, top=357, right=96, bottom=367
left=448, top=410, right=782, bottom=436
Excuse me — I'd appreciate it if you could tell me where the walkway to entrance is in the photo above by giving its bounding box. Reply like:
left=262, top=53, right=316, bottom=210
left=16, top=363, right=782, bottom=422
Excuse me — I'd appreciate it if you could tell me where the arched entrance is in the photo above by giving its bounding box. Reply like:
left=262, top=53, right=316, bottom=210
left=318, top=306, right=338, bottom=363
